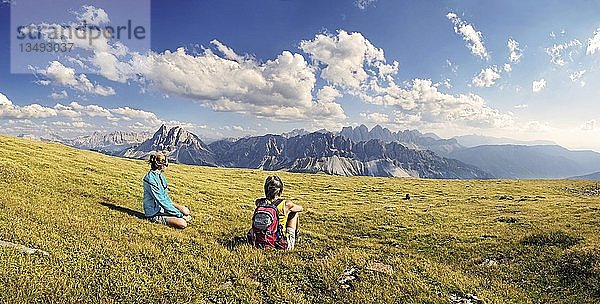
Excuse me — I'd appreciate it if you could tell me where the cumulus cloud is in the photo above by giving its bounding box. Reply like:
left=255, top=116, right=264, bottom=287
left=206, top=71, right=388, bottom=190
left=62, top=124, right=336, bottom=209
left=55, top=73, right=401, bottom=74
left=0, top=93, right=58, bottom=119
left=581, top=119, right=596, bottom=131
left=31, top=7, right=519, bottom=134
left=39, top=61, right=115, bottom=96
left=514, top=104, right=528, bottom=109
left=586, top=28, right=600, bottom=55
left=446, top=12, right=489, bottom=60
left=0, top=92, right=197, bottom=137
left=355, top=0, right=377, bottom=10
left=299, top=30, right=511, bottom=130
left=32, top=14, right=347, bottom=124
left=507, top=38, right=523, bottom=63
left=49, top=90, right=68, bottom=100
left=503, top=63, right=512, bottom=72
left=472, top=66, right=500, bottom=87
left=393, top=111, right=422, bottom=125
left=569, top=70, right=586, bottom=86
left=128, top=44, right=345, bottom=122
left=545, top=39, right=582, bottom=66
left=364, top=79, right=513, bottom=128
left=360, top=112, right=389, bottom=123
left=299, top=30, right=398, bottom=91
left=532, top=78, right=546, bottom=92
left=0, top=93, right=11, bottom=106
left=75, top=5, right=110, bottom=26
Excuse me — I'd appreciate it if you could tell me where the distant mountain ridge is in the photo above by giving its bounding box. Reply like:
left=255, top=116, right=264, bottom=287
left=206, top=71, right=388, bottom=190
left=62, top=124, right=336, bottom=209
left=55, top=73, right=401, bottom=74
left=122, top=125, right=492, bottom=179
left=18, top=131, right=150, bottom=155
left=67, top=131, right=150, bottom=154
left=339, top=125, right=462, bottom=156
left=454, top=135, right=556, bottom=147
left=121, top=125, right=215, bottom=166
left=568, top=172, right=600, bottom=181
left=450, top=145, right=600, bottom=179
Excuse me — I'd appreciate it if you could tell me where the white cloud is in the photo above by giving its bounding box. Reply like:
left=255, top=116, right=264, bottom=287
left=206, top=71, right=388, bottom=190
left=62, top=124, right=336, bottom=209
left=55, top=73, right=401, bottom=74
left=581, top=119, right=597, bottom=131
left=507, top=38, right=523, bottom=63
left=40, top=61, right=115, bottom=96
left=0, top=93, right=58, bottom=119
left=355, top=0, right=376, bottom=10
left=532, top=78, right=546, bottom=92
left=128, top=43, right=345, bottom=122
left=298, top=30, right=512, bottom=130
left=524, top=120, right=554, bottom=133
left=586, top=28, right=600, bottom=55
left=393, top=111, right=422, bottom=125
left=0, top=93, right=199, bottom=137
left=299, top=30, right=398, bottom=91
left=49, top=90, right=68, bottom=100
left=364, top=78, right=513, bottom=128
left=360, top=112, right=389, bottom=123
left=569, top=70, right=586, bottom=87
left=503, top=63, right=512, bottom=72
left=0, top=93, right=11, bottom=106
left=33, top=15, right=348, bottom=123
left=446, top=59, right=459, bottom=73
left=75, top=5, right=110, bottom=26
left=446, top=12, right=489, bottom=60
left=472, top=66, right=500, bottom=87
left=545, top=39, right=582, bottom=66
left=441, top=78, right=452, bottom=89
left=514, top=104, right=528, bottom=109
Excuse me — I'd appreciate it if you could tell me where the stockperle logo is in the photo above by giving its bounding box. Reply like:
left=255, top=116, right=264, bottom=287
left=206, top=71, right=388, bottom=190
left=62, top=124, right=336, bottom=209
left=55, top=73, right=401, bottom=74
left=10, top=0, right=151, bottom=74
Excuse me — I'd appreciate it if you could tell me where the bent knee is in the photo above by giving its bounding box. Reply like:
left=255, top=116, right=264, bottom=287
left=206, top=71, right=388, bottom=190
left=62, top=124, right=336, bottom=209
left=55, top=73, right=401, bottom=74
left=177, top=219, right=188, bottom=229
left=169, top=218, right=188, bottom=229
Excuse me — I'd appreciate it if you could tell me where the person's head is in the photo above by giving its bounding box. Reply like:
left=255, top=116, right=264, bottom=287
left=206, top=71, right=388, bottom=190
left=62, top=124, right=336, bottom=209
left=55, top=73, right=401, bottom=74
left=149, top=151, right=168, bottom=171
left=264, top=175, right=283, bottom=200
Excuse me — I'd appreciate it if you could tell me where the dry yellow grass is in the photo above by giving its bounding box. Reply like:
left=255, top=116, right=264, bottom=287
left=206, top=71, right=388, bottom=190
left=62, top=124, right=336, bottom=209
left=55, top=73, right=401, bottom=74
left=0, top=135, right=599, bottom=303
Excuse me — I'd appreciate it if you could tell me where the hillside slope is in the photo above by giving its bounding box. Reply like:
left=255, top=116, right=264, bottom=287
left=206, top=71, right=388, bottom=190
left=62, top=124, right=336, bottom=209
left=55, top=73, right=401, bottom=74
left=1, top=135, right=600, bottom=303
left=569, top=171, right=600, bottom=181
left=450, top=145, right=600, bottom=179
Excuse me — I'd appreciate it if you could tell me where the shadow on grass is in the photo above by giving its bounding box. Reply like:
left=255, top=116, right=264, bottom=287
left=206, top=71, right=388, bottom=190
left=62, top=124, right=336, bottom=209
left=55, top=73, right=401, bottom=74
left=100, top=202, right=145, bottom=219
left=221, top=235, right=249, bottom=250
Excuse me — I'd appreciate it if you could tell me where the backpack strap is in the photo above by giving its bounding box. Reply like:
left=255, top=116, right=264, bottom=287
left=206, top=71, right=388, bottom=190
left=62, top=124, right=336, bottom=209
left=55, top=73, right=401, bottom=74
left=268, top=199, right=284, bottom=216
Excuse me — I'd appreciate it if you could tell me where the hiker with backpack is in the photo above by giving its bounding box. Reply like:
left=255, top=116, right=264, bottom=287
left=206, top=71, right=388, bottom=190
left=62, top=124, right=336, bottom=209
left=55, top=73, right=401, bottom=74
left=142, top=151, right=192, bottom=229
left=247, top=175, right=303, bottom=250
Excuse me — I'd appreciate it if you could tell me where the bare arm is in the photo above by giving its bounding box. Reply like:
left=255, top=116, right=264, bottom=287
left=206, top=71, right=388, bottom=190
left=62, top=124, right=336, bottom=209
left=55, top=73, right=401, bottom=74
left=285, top=201, right=303, bottom=213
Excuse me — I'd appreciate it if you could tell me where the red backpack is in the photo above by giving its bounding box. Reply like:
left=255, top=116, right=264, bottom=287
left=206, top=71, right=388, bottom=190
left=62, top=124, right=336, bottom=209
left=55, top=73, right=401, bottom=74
left=247, top=198, right=287, bottom=250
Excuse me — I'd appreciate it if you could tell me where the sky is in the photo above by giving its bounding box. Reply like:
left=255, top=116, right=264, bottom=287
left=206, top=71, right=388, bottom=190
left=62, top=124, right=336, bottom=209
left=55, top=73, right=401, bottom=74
left=0, top=0, right=599, bottom=151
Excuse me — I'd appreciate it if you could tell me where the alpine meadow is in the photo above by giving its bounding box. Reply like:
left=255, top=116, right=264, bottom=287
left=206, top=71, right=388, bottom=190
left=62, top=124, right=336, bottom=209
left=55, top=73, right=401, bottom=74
left=2, top=135, right=600, bottom=303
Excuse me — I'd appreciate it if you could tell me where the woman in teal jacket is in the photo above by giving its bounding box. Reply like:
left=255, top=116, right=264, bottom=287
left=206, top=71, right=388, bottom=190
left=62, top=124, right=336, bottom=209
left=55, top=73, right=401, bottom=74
left=142, top=152, right=191, bottom=229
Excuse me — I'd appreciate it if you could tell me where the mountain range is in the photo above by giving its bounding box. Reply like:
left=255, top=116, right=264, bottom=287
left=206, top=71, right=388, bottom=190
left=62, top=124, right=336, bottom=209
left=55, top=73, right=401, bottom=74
left=454, top=135, right=556, bottom=147
left=67, top=131, right=150, bottom=154
left=121, top=125, right=491, bottom=179
left=17, top=124, right=600, bottom=180
left=339, top=125, right=462, bottom=156
left=449, top=145, right=600, bottom=179
left=569, top=172, right=600, bottom=181
left=18, top=131, right=150, bottom=155
left=121, top=125, right=214, bottom=166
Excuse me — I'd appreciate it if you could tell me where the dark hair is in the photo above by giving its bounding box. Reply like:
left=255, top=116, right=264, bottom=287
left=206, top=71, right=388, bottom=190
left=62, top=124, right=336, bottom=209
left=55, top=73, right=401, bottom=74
left=149, top=152, right=168, bottom=170
left=264, top=175, right=283, bottom=200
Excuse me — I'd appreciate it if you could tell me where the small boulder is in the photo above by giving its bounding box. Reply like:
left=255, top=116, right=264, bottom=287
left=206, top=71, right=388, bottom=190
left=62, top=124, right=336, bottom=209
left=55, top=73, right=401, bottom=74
left=338, top=267, right=359, bottom=290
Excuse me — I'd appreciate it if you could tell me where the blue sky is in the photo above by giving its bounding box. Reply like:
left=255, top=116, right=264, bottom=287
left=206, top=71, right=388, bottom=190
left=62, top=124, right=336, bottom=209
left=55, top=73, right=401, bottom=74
left=0, top=0, right=599, bottom=151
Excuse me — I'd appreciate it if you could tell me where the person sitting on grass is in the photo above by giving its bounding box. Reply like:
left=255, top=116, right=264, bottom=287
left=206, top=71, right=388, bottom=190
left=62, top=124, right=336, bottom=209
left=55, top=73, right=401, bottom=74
left=142, top=151, right=191, bottom=229
left=247, top=175, right=303, bottom=250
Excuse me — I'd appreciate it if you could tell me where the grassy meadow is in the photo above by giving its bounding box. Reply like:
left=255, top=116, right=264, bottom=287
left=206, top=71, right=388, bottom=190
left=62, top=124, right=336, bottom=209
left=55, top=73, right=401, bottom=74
left=1, top=134, right=600, bottom=303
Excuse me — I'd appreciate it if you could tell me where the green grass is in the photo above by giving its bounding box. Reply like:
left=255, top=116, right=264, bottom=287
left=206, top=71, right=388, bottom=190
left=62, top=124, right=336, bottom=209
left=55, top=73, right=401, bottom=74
left=1, top=135, right=600, bottom=303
